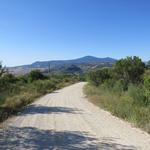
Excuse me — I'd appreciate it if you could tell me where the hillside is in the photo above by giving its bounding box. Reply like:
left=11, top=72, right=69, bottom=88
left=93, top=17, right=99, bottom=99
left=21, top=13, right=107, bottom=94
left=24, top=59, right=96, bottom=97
left=8, top=56, right=117, bottom=75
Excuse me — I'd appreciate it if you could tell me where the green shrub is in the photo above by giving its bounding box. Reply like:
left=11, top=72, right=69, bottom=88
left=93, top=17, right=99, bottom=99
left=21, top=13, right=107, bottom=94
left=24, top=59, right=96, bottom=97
left=132, top=106, right=150, bottom=132
left=113, top=56, right=145, bottom=85
left=32, top=80, right=57, bottom=94
left=128, top=84, right=146, bottom=106
left=0, top=72, right=79, bottom=122
left=0, top=62, right=6, bottom=77
left=28, top=70, right=45, bottom=82
left=85, top=56, right=149, bottom=133
left=111, top=80, right=124, bottom=96
left=112, top=95, right=133, bottom=119
left=87, top=68, right=111, bottom=86
left=18, top=75, right=29, bottom=84
left=85, top=83, right=150, bottom=133
left=0, top=95, right=6, bottom=106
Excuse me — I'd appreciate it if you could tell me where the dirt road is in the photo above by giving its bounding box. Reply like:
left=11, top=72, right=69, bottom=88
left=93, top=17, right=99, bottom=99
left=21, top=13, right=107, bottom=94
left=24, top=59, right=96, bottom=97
left=0, top=82, right=150, bottom=150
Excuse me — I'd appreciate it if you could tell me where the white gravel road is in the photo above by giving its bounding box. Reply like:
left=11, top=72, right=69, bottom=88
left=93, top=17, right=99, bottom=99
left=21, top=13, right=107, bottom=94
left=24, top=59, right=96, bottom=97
left=0, top=82, right=150, bottom=150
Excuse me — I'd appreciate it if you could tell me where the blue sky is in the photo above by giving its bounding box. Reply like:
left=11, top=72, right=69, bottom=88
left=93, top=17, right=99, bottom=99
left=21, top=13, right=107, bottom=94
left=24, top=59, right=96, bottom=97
left=0, top=0, right=150, bottom=66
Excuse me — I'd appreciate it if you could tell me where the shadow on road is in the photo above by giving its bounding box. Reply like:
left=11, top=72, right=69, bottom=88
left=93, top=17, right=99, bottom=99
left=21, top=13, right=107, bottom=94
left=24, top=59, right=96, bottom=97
left=0, top=126, right=136, bottom=150
left=21, top=105, right=82, bottom=116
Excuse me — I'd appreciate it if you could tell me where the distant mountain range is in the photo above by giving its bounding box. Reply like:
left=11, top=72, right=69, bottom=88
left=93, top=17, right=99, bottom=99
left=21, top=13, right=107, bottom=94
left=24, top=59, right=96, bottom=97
left=9, top=56, right=117, bottom=75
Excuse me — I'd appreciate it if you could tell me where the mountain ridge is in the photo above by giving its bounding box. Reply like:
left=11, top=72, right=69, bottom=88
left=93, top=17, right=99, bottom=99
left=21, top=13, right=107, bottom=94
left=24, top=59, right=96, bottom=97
left=22, top=56, right=116, bottom=67
left=9, top=56, right=117, bottom=75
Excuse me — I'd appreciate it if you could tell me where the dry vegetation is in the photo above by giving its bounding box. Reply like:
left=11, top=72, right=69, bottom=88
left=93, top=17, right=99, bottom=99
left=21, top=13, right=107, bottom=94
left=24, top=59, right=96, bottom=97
left=85, top=57, right=150, bottom=133
left=0, top=69, right=82, bottom=122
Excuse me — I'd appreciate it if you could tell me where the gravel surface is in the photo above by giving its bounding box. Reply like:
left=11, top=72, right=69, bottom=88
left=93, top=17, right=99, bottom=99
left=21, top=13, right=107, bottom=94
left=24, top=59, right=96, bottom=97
left=0, top=82, right=150, bottom=150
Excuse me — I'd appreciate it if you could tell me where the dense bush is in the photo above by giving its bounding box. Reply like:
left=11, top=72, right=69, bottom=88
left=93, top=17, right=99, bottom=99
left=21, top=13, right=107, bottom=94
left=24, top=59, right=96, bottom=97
left=0, top=67, right=80, bottom=122
left=0, top=62, right=6, bottom=77
left=113, top=56, right=145, bottom=84
left=87, top=68, right=111, bottom=86
left=85, top=83, right=150, bottom=133
left=128, top=84, right=146, bottom=106
left=88, top=56, right=145, bottom=89
left=28, top=70, right=45, bottom=82
left=86, top=56, right=150, bottom=133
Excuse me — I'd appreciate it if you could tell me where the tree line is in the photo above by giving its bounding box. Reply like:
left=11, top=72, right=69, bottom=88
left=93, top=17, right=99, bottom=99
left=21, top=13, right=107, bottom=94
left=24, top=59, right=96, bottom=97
left=88, top=56, right=150, bottom=106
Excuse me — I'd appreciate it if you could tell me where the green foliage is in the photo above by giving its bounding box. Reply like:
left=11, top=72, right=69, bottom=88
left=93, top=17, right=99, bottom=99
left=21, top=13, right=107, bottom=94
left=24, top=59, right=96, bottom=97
left=128, top=84, right=146, bottom=106
left=144, top=76, right=150, bottom=91
left=0, top=74, right=17, bottom=92
left=88, top=56, right=145, bottom=89
left=2, top=73, right=17, bottom=83
left=111, top=80, right=124, bottom=96
left=0, top=62, right=6, bottom=77
left=143, top=76, right=150, bottom=105
left=32, top=80, right=57, bottom=94
left=85, top=84, right=150, bottom=133
left=0, top=71, right=80, bottom=122
left=113, top=56, right=145, bottom=85
left=87, top=68, right=111, bottom=86
left=86, top=56, right=150, bottom=133
left=28, top=70, right=45, bottom=82
left=0, top=63, right=9, bottom=91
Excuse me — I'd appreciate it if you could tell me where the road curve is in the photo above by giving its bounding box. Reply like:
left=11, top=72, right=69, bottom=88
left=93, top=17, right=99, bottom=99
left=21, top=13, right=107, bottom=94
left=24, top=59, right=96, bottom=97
left=0, top=82, right=150, bottom=150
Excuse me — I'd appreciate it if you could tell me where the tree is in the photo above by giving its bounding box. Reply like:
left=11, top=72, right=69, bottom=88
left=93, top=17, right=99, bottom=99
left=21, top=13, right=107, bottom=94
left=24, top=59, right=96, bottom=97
left=0, top=62, right=6, bottom=77
left=28, top=70, right=45, bottom=82
left=2, top=73, right=17, bottom=83
left=88, top=68, right=111, bottom=86
left=0, top=63, right=12, bottom=91
left=113, top=56, right=145, bottom=85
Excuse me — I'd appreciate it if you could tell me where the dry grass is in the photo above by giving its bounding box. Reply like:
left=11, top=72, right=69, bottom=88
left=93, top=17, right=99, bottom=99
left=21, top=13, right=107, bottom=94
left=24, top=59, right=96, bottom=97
left=0, top=77, right=79, bottom=122
left=84, top=84, right=150, bottom=133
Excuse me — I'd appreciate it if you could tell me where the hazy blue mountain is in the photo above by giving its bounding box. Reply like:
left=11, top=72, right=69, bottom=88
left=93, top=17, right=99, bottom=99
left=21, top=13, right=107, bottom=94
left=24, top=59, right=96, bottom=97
left=9, top=56, right=117, bottom=75
left=71, top=56, right=116, bottom=64
left=28, top=56, right=116, bottom=68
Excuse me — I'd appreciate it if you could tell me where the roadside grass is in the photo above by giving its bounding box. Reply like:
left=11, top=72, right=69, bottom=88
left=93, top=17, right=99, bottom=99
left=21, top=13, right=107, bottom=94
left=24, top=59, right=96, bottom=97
left=0, top=75, right=81, bottom=122
left=84, top=84, right=150, bottom=133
